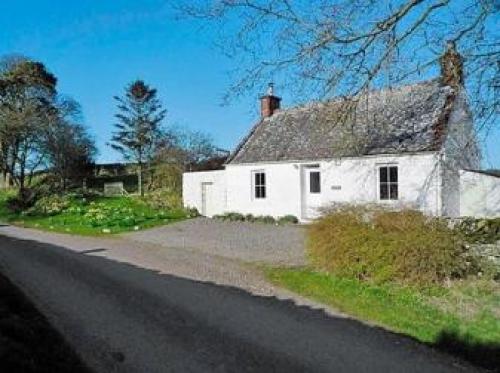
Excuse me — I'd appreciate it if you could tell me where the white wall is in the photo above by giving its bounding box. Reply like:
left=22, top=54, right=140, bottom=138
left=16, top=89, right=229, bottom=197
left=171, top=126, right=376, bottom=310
left=221, top=152, right=441, bottom=221
left=182, top=170, right=226, bottom=217
left=460, top=170, right=500, bottom=218
left=441, top=90, right=481, bottom=217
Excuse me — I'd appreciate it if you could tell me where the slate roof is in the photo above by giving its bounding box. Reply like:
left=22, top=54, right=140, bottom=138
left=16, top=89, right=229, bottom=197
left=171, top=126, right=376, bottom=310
left=228, top=80, right=456, bottom=164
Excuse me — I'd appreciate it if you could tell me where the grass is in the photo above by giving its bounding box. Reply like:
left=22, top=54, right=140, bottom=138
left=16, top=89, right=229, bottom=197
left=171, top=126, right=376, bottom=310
left=265, top=267, right=500, bottom=368
left=0, top=190, right=188, bottom=235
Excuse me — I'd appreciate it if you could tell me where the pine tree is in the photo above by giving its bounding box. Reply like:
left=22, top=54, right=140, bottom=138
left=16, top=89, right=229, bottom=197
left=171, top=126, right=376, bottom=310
left=110, top=80, right=166, bottom=196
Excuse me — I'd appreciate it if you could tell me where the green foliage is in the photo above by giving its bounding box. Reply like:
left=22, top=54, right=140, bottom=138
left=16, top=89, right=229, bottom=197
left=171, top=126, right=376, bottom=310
left=253, top=215, right=276, bottom=224
left=213, top=212, right=298, bottom=225
left=213, top=212, right=245, bottom=222
left=143, top=188, right=183, bottom=211
left=110, top=80, right=166, bottom=196
left=24, top=195, right=72, bottom=216
left=277, top=215, right=299, bottom=225
left=266, top=267, right=500, bottom=366
left=0, top=191, right=188, bottom=235
left=308, top=206, right=478, bottom=286
left=456, top=218, right=500, bottom=244
left=185, top=207, right=200, bottom=218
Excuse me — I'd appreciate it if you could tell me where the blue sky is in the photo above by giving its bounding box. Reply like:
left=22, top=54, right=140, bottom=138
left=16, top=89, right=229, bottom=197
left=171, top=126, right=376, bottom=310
left=1, top=1, right=498, bottom=167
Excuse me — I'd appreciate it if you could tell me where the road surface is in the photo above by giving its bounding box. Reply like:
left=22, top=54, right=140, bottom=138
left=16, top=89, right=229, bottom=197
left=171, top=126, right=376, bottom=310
left=0, top=234, right=476, bottom=373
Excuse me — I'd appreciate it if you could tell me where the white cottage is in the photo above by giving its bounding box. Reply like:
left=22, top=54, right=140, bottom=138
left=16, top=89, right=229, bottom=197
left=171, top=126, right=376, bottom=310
left=184, top=45, right=500, bottom=221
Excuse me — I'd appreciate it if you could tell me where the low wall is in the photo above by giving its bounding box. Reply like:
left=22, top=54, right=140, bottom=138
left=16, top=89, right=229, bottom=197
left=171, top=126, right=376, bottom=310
left=460, top=170, right=500, bottom=218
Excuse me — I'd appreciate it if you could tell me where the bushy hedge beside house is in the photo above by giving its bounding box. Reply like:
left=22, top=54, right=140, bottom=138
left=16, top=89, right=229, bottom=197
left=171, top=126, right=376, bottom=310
left=308, top=206, right=481, bottom=286
left=455, top=217, right=500, bottom=244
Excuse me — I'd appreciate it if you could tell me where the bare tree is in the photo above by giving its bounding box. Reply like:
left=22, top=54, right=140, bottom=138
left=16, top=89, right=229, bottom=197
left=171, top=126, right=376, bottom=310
left=43, top=97, right=96, bottom=190
left=179, top=0, right=498, bottom=157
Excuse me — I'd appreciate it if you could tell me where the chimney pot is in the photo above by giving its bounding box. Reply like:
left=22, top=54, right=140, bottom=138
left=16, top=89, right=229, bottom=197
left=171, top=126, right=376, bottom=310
left=260, top=83, right=281, bottom=118
left=440, top=40, right=464, bottom=89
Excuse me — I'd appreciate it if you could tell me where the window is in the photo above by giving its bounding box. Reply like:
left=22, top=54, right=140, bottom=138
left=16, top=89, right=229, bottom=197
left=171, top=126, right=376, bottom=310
left=310, top=171, right=321, bottom=193
left=379, top=165, right=398, bottom=200
left=253, top=171, right=266, bottom=199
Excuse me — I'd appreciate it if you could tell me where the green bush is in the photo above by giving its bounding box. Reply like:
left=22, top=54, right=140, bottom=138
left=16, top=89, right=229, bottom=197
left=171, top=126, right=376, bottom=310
left=245, top=214, right=256, bottom=223
left=25, top=195, right=72, bottom=216
left=185, top=207, right=200, bottom=218
left=143, top=189, right=182, bottom=211
left=278, top=215, right=299, bottom=225
left=308, top=206, right=478, bottom=286
left=456, top=218, right=500, bottom=244
left=254, top=215, right=276, bottom=224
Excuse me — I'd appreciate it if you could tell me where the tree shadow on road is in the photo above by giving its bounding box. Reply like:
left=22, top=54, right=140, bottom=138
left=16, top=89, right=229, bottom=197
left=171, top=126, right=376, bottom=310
left=432, top=330, right=500, bottom=371
left=0, top=235, right=497, bottom=372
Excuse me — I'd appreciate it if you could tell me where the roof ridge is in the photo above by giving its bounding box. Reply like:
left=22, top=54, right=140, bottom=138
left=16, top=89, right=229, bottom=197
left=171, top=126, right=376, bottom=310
left=268, top=78, right=443, bottom=118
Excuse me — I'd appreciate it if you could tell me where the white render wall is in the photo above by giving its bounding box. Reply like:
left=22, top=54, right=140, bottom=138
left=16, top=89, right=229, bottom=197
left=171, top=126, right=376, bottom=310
left=182, top=170, right=226, bottom=217
left=441, top=90, right=481, bottom=217
left=460, top=171, right=500, bottom=218
left=184, top=152, right=443, bottom=221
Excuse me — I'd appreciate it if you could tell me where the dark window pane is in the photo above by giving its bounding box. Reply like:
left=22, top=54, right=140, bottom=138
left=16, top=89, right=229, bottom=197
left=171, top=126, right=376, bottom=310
left=390, top=167, right=398, bottom=183
left=380, top=183, right=389, bottom=200
left=379, top=167, right=388, bottom=182
left=310, top=171, right=321, bottom=193
left=390, top=184, right=398, bottom=200
left=254, top=172, right=266, bottom=198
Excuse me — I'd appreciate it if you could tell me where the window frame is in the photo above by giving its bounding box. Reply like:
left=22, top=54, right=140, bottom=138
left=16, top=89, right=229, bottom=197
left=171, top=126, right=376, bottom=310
left=378, top=165, right=398, bottom=201
left=252, top=170, right=267, bottom=200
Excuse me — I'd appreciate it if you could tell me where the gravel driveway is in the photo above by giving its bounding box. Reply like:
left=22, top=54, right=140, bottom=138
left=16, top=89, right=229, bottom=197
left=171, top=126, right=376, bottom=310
left=123, top=218, right=307, bottom=265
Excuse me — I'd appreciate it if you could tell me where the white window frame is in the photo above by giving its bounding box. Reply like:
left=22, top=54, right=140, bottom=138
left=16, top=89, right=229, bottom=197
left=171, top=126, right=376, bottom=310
left=377, top=164, right=399, bottom=201
left=252, top=170, right=266, bottom=200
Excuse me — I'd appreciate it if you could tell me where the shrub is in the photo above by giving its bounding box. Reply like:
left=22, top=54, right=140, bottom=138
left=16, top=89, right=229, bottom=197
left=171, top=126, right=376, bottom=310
left=185, top=207, right=200, bottom=218
left=245, top=214, right=256, bottom=223
left=220, top=212, right=245, bottom=222
left=143, top=189, right=182, bottom=211
left=308, top=205, right=478, bottom=286
left=25, top=195, right=72, bottom=216
left=456, top=218, right=500, bottom=244
left=278, top=215, right=299, bottom=225
left=254, top=215, right=276, bottom=224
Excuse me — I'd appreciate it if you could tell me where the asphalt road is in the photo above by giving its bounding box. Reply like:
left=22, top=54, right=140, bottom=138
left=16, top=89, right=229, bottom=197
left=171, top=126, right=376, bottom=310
left=0, top=235, right=477, bottom=373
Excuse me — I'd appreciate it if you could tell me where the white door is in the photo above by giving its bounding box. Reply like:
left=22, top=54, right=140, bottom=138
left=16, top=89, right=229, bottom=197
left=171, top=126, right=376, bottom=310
left=201, top=182, right=215, bottom=217
left=302, top=166, right=322, bottom=219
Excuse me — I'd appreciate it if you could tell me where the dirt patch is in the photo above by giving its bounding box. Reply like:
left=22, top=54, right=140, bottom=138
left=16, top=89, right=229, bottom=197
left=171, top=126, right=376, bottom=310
left=0, top=272, right=89, bottom=373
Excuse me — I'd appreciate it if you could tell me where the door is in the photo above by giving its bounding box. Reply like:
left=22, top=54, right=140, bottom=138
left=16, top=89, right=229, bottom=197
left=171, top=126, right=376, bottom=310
left=201, top=182, right=215, bottom=217
left=302, top=166, right=322, bottom=219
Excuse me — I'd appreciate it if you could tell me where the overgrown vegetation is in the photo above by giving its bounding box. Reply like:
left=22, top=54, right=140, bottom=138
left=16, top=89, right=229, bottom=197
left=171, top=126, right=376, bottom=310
left=0, top=190, right=189, bottom=235
left=456, top=217, right=500, bottom=244
left=212, top=212, right=298, bottom=225
left=308, top=206, right=485, bottom=286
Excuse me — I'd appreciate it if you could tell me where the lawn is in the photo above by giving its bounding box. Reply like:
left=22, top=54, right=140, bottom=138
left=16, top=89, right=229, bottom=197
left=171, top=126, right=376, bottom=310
left=265, top=267, right=500, bottom=369
left=0, top=190, right=188, bottom=235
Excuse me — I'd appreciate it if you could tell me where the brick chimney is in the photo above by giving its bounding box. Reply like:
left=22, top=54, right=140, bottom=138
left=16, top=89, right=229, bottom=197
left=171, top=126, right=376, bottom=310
left=440, top=41, right=464, bottom=89
left=260, top=83, right=281, bottom=118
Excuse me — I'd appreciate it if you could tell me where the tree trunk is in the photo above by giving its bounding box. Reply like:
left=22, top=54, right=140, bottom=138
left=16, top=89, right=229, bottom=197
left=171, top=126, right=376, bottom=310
left=138, top=162, right=143, bottom=197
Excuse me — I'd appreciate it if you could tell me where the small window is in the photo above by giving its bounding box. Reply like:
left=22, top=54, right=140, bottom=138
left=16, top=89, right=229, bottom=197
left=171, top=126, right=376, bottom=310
left=253, top=171, right=266, bottom=199
left=379, top=166, right=398, bottom=200
left=310, top=171, right=321, bottom=193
